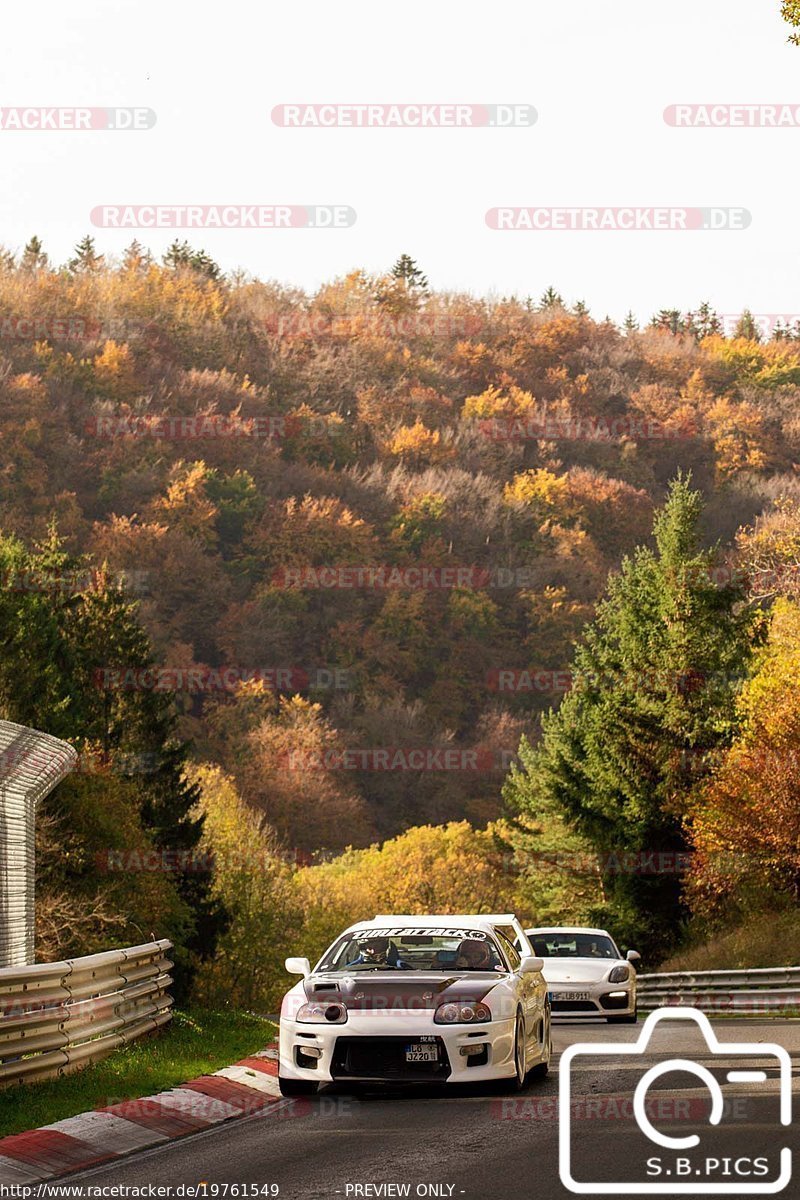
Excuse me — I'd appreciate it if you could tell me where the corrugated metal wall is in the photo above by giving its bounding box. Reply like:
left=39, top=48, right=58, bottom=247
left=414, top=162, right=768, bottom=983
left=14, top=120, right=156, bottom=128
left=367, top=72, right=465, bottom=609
left=0, top=721, right=77, bottom=967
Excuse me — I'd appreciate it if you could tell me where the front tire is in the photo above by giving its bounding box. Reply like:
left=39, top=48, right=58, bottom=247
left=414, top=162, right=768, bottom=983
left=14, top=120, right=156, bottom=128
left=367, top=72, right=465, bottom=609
left=500, top=1012, right=527, bottom=1093
left=529, top=1005, right=552, bottom=1080
left=279, top=1077, right=319, bottom=1096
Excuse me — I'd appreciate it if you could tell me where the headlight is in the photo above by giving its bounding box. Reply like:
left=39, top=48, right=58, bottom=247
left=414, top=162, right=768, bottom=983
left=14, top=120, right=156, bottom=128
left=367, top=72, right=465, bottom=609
left=608, top=965, right=630, bottom=984
left=295, top=1001, right=347, bottom=1024
left=434, top=1002, right=492, bottom=1024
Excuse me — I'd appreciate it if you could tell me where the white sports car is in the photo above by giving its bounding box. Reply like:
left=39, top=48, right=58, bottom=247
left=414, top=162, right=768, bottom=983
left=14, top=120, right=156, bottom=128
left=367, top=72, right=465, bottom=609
left=525, top=925, right=640, bottom=1023
left=279, top=913, right=552, bottom=1095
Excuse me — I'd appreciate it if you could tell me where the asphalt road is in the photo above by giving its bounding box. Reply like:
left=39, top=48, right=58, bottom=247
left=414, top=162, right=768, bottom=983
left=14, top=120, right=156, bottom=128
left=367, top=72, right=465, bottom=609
left=66, top=1019, right=799, bottom=1200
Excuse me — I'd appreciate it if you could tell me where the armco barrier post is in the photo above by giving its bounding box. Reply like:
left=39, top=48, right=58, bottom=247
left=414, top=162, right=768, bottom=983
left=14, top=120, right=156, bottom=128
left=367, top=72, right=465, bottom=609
left=0, top=720, right=77, bottom=967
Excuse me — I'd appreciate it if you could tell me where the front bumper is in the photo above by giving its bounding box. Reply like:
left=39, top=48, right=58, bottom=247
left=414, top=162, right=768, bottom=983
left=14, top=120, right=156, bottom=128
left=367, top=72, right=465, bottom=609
left=547, top=980, right=635, bottom=1019
left=279, top=1011, right=519, bottom=1084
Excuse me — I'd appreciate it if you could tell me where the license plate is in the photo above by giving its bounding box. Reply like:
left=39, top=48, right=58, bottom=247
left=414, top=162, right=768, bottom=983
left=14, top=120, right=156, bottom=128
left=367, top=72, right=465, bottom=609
left=550, top=991, right=591, bottom=1002
left=405, top=1042, right=439, bottom=1062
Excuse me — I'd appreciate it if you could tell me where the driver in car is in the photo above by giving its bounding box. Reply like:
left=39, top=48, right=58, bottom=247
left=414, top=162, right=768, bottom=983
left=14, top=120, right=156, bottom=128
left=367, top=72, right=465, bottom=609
left=455, top=938, right=494, bottom=970
left=347, top=936, right=411, bottom=969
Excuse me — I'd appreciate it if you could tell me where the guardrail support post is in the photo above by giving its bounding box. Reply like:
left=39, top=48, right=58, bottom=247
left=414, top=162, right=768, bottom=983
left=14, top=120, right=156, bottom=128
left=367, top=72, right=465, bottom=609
left=0, top=720, right=77, bottom=968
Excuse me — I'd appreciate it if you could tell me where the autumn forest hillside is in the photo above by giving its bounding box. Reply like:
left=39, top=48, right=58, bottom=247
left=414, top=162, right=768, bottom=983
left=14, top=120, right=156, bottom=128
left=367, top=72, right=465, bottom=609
left=2, top=240, right=800, bottom=999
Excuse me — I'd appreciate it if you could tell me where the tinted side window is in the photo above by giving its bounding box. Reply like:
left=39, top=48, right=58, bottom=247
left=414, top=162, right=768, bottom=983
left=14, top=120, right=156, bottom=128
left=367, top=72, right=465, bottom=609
left=495, top=923, right=521, bottom=950
left=495, top=930, right=521, bottom=970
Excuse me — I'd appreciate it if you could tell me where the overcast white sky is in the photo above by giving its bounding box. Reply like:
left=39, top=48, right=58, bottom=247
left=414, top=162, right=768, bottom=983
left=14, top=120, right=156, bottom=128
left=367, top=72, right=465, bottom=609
left=1, top=0, right=797, bottom=322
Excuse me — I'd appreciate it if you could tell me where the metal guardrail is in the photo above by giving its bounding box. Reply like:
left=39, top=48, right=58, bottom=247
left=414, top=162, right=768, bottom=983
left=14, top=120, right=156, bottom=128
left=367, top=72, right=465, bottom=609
left=638, top=967, right=800, bottom=1014
left=0, top=940, right=173, bottom=1087
left=0, top=719, right=78, bottom=967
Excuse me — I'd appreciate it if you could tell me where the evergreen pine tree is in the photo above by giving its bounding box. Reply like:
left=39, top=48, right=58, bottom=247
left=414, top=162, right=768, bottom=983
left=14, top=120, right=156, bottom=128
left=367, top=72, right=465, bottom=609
left=20, top=236, right=48, bottom=272
left=504, top=477, right=754, bottom=958
left=0, top=529, right=226, bottom=994
left=122, top=240, right=152, bottom=272
left=68, top=235, right=104, bottom=274
left=389, top=253, right=429, bottom=294
left=772, top=320, right=800, bottom=342
left=691, top=301, right=722, bottom=340
left=651, top=309, right=684, bottom=335
left=733, top=309, right=761, bottom=341
left=538, top=286, right=564, bottom=310
left=375, top=254, right=429, bottom=314
left=163, top=240, right=221, bottom=281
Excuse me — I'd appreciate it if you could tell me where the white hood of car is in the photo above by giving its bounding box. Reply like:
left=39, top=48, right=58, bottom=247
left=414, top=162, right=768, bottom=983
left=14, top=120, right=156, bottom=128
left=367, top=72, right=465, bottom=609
left=541, top=957, right=624, bottom=983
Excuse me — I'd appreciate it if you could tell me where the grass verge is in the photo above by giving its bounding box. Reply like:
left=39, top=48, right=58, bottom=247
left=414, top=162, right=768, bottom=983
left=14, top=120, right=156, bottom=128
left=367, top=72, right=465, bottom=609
left=0, top=1009, right=276, bottom=1139
left=659, top=910, right=800, bottom=973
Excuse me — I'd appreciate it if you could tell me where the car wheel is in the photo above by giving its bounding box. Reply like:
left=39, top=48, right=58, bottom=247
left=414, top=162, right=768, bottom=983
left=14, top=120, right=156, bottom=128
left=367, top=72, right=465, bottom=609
left=529, top=1005, right=551, bottom=1080
left=501, top=1012, right=527, bottom=1093
left=279, top=1077, right=319, bottom=1096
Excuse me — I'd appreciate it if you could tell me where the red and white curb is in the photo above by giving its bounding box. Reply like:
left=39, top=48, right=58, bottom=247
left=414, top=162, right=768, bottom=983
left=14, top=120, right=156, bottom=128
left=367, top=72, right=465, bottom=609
left=0, top=1048, right=284, bottom=1185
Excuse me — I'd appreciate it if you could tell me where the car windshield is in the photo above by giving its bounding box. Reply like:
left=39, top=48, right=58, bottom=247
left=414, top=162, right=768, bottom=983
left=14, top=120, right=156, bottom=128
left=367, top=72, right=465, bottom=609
left=531, top=933, right=619, bottom=959
left=316, top=926, right=507, bottom=973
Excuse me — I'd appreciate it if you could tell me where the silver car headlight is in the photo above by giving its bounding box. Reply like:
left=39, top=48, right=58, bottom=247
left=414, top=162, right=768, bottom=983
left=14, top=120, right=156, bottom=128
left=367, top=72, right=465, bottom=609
left=434, top=1002, right=491, bottom=1024
left=608, top=965, right=630, bottom=984
left=295, top=1001, right=347, bottom=1024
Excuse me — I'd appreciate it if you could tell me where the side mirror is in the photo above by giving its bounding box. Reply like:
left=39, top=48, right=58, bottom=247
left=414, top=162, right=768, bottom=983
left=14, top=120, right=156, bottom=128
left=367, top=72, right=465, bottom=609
left=626, top=949, right=641, bottom=965
left=520, top=955, right=544, bottom=974
left=285, top=956, right=312, bottom=977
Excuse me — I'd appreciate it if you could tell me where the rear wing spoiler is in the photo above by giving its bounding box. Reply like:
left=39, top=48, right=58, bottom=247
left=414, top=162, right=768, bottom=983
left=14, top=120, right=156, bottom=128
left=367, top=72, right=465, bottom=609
left=373, top=913, right=518, bottom=923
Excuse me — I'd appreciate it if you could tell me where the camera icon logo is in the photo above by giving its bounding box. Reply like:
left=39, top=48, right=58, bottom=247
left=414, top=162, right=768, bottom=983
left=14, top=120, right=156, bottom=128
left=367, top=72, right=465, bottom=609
left=559, top=1007, right=792, bottom=1194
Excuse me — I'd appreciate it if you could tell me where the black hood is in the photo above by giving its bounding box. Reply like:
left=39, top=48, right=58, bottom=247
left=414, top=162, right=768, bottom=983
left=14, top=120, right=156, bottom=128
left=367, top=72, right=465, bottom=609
left=302, top=972, right=502, bottom=1010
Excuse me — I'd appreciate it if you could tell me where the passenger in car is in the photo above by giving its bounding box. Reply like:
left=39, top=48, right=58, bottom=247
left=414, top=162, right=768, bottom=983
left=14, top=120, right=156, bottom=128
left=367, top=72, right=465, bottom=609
left=455, top=939, right=495, bottom=970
